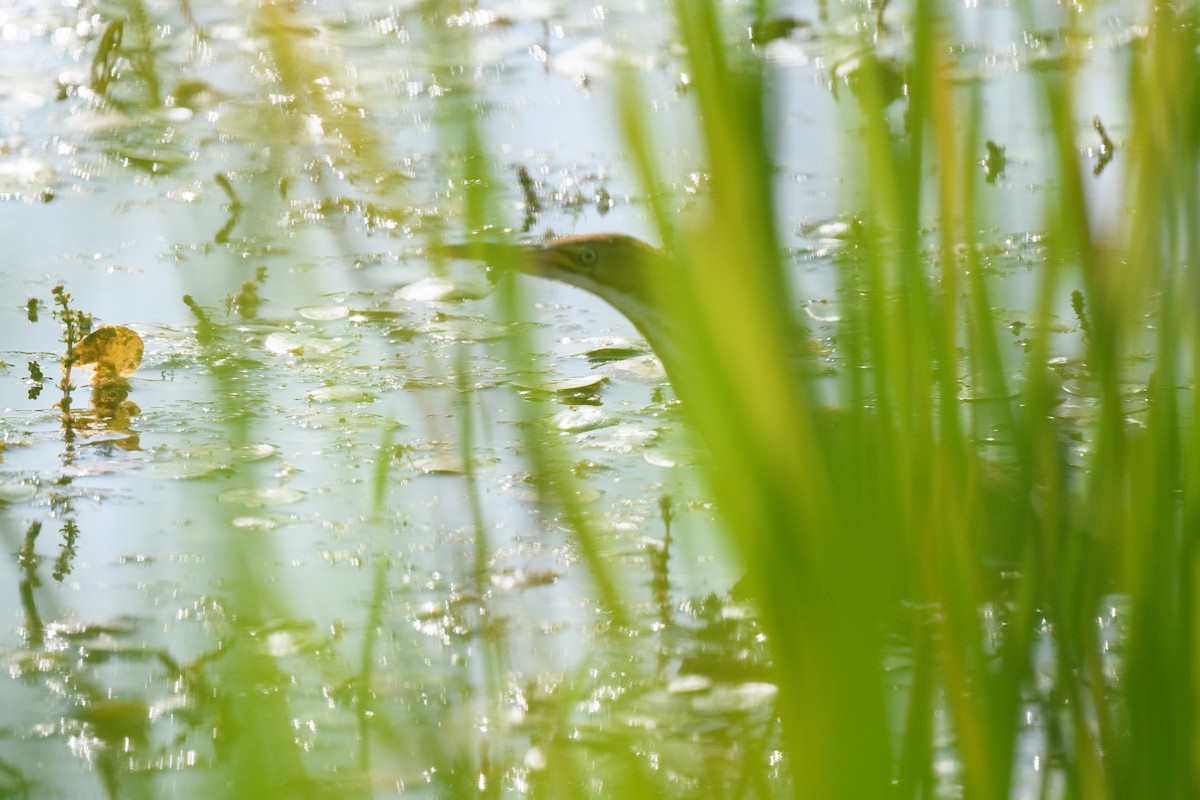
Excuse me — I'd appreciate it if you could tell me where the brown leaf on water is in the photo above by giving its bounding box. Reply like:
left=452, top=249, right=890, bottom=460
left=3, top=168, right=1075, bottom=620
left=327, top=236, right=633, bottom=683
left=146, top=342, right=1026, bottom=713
left=73, top=325, right=144, bottom=376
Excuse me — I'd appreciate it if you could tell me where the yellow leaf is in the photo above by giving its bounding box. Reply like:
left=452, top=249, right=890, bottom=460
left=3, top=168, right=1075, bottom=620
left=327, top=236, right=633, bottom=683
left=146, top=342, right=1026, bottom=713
left=73, top=325, right=144, bottom=376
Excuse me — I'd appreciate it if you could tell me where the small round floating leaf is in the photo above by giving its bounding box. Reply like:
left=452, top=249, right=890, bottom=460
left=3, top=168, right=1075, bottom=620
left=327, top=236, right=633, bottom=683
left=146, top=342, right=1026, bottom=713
left=644, top=450, right=683, bottom=468
left=73, top=325, right=143, bottom=375
left=550, top=406, right=612, bottom=433
left=599, top=355, right=666, bottom=383
left=421, top=316, right=509, bottom=342
left=307, top=385, right=378, bottom=403
left=0, top=482, right=37, bottom=503
left=576, top=423, right=657, bottom=453
left=549, top=373, right=607, bottom=392
left=153, top=443, right=276, bottom=479
left=410, top=454, right=465, bottom=474
left=297, top=304, right=350, bottom=321
left=230, top=443, right=277, bottom=462
left=395, top=275, right=493, bottom=303
left=231, top=515, right=280, bottom=531
left=512, top=373, right=608, bottom=393
left=217, top=486, right=305, bottom=508
left=263, top=332, right=352, bottom=356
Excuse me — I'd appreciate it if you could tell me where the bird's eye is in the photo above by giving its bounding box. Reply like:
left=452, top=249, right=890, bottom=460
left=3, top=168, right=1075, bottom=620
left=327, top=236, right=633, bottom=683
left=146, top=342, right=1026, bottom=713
left=577, top=246, right=597, bottom=268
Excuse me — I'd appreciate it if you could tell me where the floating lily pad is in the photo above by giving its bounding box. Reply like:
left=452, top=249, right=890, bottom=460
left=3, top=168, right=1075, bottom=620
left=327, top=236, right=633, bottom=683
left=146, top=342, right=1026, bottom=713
left=644, top=450, right=684, bottom=468
left=263, top=332, right=353, bottom=356
left=581, top=346, right=648, bottom=364
left=230, top=444, right=277, bottom=462
left=307, top=385, right=377, bottom=403
left=599, top=355, right=666, bottom=383
left=579, top=337, right=650, bottom=364
left=74, top=325, right=144, bottom=375
left=297, top=304, right=350, bottom=321
left=0, top=482, right=37, bottom=503
left=421, top=316, right=509, bottom=342
left=515, top=373, right=608, bottom=394
left=153, top=459, right=226, bottom=481
left=153, top=443, right=276, bottom=480
left=576, top=424, right=657, bottom=453
left=217, top=486, right=305, bottom=508
left=410, top=453, right=465, bottom=475
left=231, top=515, right=280, bottom=531
left=550, top=406, right=613, bottom=433
left=551, top=373, right=606, bottom=392
left=409, top=452, right=497, bottom=475
left=395, top=275, right=492, bottom=303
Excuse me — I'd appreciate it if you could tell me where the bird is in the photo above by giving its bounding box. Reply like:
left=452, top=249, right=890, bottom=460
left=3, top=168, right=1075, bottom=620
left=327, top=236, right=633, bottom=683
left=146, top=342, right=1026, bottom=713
left=438, top=232, right=1033, bottom=572
left=441, top=232, right=1042, bottom=797
left=437, top=233, right=683, bottom=376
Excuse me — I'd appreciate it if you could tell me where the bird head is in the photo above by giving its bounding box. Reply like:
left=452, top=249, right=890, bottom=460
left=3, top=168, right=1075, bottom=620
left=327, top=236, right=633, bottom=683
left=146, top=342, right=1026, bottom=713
left=437, top=234, right=684, bottom=374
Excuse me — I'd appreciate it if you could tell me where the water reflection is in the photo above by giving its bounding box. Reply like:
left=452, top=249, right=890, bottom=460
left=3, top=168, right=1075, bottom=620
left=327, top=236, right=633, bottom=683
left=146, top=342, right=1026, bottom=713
left=0, top=0, right=1171, bottom=797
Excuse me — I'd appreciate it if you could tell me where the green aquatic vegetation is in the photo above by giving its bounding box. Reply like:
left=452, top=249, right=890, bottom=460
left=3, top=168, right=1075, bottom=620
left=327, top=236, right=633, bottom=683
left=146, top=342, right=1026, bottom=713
left=42, top=285, right=92, bottom=425
left=593, top=0, right=1199, bottom=797
left=28, top=285, right=144, bottom=432
left=4, top=0, right=1198, bottom=798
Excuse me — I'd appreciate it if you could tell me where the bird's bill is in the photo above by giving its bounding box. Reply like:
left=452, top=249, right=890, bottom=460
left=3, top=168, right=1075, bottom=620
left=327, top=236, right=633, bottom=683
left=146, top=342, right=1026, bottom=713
left=432, top=240, right=578, bottom=282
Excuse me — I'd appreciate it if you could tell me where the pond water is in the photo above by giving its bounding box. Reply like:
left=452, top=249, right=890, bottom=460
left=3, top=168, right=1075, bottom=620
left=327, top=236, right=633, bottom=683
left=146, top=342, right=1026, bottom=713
left=0, top=0, right=1147, bottom=797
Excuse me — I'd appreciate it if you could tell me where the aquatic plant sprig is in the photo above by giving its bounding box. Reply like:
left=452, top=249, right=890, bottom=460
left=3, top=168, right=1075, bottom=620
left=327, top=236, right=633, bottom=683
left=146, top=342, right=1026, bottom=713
left=48, top=284, right=93, bottom=423
left=29, top=286, right=144, bottom=429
